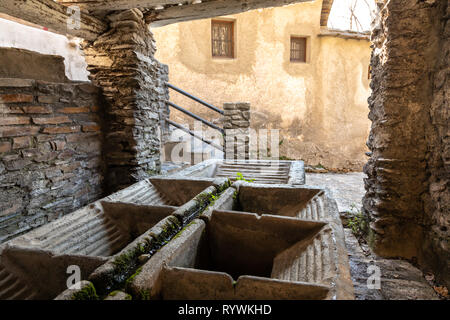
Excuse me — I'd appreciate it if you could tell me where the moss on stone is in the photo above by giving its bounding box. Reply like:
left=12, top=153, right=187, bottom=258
left=72, top=282, right=99, bottom=300
left=139, top=289, right=151, bottom=300
left=108, top=290, right=120, bottom=297
left=172, top=221, right=196, bottom=240
left=125, top=266, right=143, bottom=288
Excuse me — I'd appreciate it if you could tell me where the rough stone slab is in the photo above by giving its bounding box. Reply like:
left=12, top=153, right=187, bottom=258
left=129, top=219, right=206, bottom=299
left=0, top=78, right=34, bottom=87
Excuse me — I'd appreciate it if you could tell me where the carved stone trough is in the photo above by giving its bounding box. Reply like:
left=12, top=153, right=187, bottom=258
left=125, top=182, right=353, bottom=300
left=0, top=160, right=353, bottom=300
left=172, top=159, right=305, bottom=185
left=0, top=178, right=223, bottom=299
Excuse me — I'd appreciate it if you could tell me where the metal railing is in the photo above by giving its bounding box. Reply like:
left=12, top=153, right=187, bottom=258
left=165, top=83, right=224, bottom=151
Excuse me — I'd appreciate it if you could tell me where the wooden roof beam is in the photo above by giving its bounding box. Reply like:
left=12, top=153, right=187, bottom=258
left=0, top=0, right=107, bottom=40
left=55, top=0, right=184, bottom=11
left=146, top=0, right=312, bottom=27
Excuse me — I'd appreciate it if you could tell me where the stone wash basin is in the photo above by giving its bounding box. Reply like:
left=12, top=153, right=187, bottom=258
left=125, top=182, right=353, bottom=300
left=0, top=178, right=217, bottom=299
left=0, top=160, right=353, bottom=300
left=234, top=184, right=327, bottom=220
left=0, top=246, right=106, bottom=300
left=156, top=213, right=332, bottom=300
left=172, top=159, right=305, bottom=185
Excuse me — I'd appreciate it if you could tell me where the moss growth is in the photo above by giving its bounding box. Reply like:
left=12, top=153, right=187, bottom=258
left=346, top=205, right=371, bottom=241
left=172, top=221, right=196, bottom=240
left=125, top=266, right=143, bottom=288
left=113, top=250, right=137, bottom=273
left=236, top=172, right=254, bottom=183
left=72, top=283, right=99, bottom=300
left=215, top=179, right=232, bottom=194
left=139, top=289, right=151, bottom=300
left=279, top=156, right=294, bottom=161
left=108, top=290, right=120, bottom=297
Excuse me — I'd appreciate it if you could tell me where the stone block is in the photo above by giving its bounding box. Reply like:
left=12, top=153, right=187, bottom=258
left=0, top=141, right=11, bottom=153
left=0, top=78, right=34, bottom=88
left=32, top=116, right=71, bottom=125
left=12, top=136, right=32, bottom=149
left=0, top=116, right=30, bottom=126
left=37, top=96, right=59, bottom=104
left=0, top=126, right=40, bottom=138
left=59, top=107, right=90, bottom=114
left=42, top=126, right=80, bottom=134
left=82, top=124, right=101, bottom=132
left=22, top=106, right=52, bottom=114
left=0, top=94, right=33, bottom=103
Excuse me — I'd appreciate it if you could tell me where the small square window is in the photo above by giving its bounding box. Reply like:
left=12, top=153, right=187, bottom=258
left=212, top=20, right=234, bottom=58
left=290, top=37, right=307, bottom=63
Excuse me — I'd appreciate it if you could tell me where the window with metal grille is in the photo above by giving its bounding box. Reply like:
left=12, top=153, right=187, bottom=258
left=211, top=20, right=234, bottom=58
left=290, top=37, right=307, bottom=63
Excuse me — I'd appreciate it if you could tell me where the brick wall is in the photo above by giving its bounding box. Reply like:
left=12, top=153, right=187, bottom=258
left=0, top=78, right=105, bottom=243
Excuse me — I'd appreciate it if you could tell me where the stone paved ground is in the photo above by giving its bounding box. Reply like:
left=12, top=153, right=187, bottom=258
left=306, top=172, right=366, bottom=213
left=306, top=172, right=440, bottom=300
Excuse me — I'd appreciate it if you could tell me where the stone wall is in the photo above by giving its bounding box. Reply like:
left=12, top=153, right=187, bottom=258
left=363, top=0, right=449, bottom=286
left=82, top=9, right=169, bottom=192
left=223, top=102, right=250, bottom=160
left=0, top=77, right=104, bottom=243
left=424, top=0, right=449, bottom=288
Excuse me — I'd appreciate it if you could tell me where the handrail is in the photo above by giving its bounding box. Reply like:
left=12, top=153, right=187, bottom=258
left=167, top=101, right=224, bottom=134
left=166, top=119, right=223, bottom=151
left=166, top=83, right=224, bottom=115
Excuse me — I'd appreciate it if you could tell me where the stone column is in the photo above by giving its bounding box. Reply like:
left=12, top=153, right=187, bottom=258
left=82, top=9, right=169, bottom=192
left=363, top=0, right=448, bottom=285
left=223, top=102, right=250, bottom=160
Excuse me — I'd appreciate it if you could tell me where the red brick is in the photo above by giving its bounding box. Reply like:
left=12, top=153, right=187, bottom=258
left=0, top=141, right=11, bottom=153
left=0, top=94, right=33, bottom=103
left=13, top=136, right=32, bottom=149
left=33, top=116, right=71, bottom=125
left=0, top=126, right=40, bottom=137
left=23, top=106, right=52, bottom=114
left=91, top=105, right=101, bottom=112
left=42, top=126, right=80, bottom=134
left=82, top=124, right=101, bottom=132
left=0, top=116, right=30, bottom=125
left=60, top=106, right=90, bottom=114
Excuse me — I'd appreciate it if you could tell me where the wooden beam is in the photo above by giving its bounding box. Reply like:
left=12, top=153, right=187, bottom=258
left=147, top=0, right=312, bottom=27
left=318, top=28, right=370, bottom=41
left=0, top=0, right=107, bottom=40
left=56, top=0, right=183, bottom=11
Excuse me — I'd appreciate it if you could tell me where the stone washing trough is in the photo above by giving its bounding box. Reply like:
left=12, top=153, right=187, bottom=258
left=0, top=160, right=353, bottom=300
left=122, top=182, right=353, bottom=300
left=0, top=245, right=106, bottom=300
left=172, top=159, right=305, bottom=185
left=0, top=177, right=223, bottom=299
